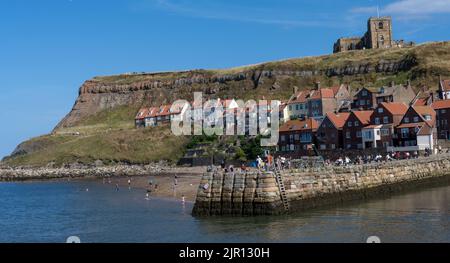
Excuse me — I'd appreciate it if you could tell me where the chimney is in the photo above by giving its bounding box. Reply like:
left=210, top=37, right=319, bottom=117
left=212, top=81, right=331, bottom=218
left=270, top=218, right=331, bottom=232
left=293, top=86, right=298, bottom=94
left=430, top=92, right=435, bottom=103
left=390, top=81, right=395, bottom=87
left=406, top=80, right=411, bottom=88
left=315, top=82, right=321, bottom=90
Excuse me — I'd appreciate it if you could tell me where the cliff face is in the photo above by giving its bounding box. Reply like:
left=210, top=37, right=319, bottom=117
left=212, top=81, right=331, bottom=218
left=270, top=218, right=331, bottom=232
left=56, top=41, right=450, bottom=129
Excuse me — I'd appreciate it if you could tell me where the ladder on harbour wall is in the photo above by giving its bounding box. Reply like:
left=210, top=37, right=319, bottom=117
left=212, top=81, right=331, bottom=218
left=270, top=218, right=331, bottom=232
left=274, top=169, right=290, bottom=212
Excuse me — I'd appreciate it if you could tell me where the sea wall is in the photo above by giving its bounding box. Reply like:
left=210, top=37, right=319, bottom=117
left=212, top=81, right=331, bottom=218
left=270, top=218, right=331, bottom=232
left=192, top=154, right=450, bottom=216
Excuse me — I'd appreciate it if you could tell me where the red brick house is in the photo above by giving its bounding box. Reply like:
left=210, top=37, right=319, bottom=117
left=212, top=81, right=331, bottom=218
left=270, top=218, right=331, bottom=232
left=342, top=110, right=374, bottom=149
left=432, top=100, right=450, bottom=140
left=362, top=102, right=408, bottom=149
left=316, top=112, right=350, bottom=150
left=395, top=106, right=437, bottom=151
left=278, top=118, right=319, bottom=153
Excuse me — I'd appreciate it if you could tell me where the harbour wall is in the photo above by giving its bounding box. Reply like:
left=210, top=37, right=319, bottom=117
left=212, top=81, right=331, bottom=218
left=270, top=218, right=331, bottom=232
left=192, top=154, right=450, bottom=216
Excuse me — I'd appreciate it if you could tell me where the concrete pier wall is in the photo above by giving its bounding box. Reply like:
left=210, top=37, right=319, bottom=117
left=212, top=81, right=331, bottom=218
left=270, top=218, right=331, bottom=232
left=192, top=154, right=450, bottom=216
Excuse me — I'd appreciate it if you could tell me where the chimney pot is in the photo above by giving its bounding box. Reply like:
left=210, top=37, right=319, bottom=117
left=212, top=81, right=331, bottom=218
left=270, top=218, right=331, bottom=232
left=315, top=82, right=321, bottom=90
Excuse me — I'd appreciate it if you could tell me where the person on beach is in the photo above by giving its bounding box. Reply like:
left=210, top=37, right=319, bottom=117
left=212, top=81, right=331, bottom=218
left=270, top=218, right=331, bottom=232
left=182, top=195, right=186, bottom=204
left=115, top=184, right=119, bottom=191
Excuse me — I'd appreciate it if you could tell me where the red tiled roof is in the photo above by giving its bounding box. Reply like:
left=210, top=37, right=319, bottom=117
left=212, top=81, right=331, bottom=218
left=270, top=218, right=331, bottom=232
left=397, top=122, right=424, bottom=129
left=413, top=106, right=436, bottom=126
left=380, top=102, right=408, bottom=115
left=326, top=112, right=351, bottom=129
left=310, top=88, right=335, bottom=100
left=432, top=100, right=450, bottom=110
left=352, top=110, right=373, bottom=125
left=279, top=118, right=319, bottom=132
left=289, top=91, right=308, bottom=104
left=413, top=98, right=428, bottom=106
left=441, top=79, right=450, bottom=91
left=135, top=108, right=150, bottom=120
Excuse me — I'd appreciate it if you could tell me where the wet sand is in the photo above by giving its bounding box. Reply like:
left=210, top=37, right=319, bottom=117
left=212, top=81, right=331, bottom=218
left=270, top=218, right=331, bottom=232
left=104, top=167, right=206, bottom=202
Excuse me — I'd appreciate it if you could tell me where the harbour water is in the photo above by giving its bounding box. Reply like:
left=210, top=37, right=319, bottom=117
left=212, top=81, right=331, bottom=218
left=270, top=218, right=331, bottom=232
left=0, top=180, right=448, bottom=243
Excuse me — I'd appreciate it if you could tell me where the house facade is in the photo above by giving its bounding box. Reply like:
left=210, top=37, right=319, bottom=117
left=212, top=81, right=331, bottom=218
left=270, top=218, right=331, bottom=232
left=438, top=78, right=450, bottom=100
left=432, top=100, right=450, bottom=140
left=278, top=118, right=319, bottom=153
left=394, top=106, right=437, bottom=151
left=352, top=82, right=416, bottom=110
left=316, top=112, right=350, bottom=150
left=342, top=110, right=373, bottom=149
left=362, top=102, right=408, bottom=149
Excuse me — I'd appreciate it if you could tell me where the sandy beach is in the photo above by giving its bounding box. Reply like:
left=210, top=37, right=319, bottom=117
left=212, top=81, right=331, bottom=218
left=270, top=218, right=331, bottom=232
left=103, top=166, right=206, bottom=202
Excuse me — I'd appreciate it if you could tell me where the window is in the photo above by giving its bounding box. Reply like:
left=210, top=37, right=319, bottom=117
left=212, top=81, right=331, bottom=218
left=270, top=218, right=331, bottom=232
left=357, top=144, right=363, bottom=149
left=290, top=145, right=295, bottom=151
left=404, top=117, right=410, bottom=123
left=331, top=144, right=336, bottom=150
left=378, top=22, right=384, bottom=29
left=296, top=105, right=300, bottom=111
left=383, top=117, right=389, bottom=124
left=401, top=128, right=409, bottom=138
left=360, top=100, right=366, bottom=106
left=375, top=118, right=380, bottom=125
left=363, top=130, right=372, bottom=140
left=442, top=109, right=447, bottom=114
left=362, top=90, right=368, bottom=96
left=347, top=144, right=352, bottom=149
left=378, top=108, right=384, bottom=113
left=294, top=134, right=299, bottom=141
left=281, top=135, right=285, bottom=142
left=281, top=146, right=286, bottom=151
left=289, top=135, right=294, bottom=141
left=348, top=121, right=353, bottom=127
left=357, top=131, right=362, bottom=138
left=424, top=115, right=432, bottom=121
left=381, top=129, right=390, bottom=136
left=289, top=105, right=292, bottom=111
left=346, top=132, right=351, bottom=139
left=320, top=145, right=326, bottom=150
left=413, top=116, right=419, bottom=122
left=355, top=121, right=360, bottom=127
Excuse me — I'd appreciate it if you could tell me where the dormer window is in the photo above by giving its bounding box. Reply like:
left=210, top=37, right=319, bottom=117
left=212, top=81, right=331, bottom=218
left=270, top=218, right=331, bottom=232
left=404, top=117, right=410, bottom=123
left=378, top=108, right=384, bottom=113
left=423, top=115, right=432, bottom=121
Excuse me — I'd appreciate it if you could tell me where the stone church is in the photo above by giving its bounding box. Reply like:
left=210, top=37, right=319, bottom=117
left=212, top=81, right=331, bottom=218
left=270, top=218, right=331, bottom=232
left=333, top=16, right=414, bottom=53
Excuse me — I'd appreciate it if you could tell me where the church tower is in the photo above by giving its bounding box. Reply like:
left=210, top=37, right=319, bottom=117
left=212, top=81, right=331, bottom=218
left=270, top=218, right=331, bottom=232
left=366, top=17, right=393, bottom=49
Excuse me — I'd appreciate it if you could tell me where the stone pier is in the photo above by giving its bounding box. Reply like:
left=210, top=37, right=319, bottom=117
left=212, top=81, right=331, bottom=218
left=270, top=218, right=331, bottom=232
left=192, top=154, right=450, bottom=216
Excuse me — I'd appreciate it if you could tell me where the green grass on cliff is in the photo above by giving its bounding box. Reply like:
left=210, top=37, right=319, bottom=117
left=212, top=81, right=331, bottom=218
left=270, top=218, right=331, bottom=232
left=3, top=125, right=189, bottom=167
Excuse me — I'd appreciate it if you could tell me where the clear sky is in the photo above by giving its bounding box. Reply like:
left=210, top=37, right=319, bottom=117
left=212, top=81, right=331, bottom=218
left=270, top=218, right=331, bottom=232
left=0, top=0, right=449, bottom=159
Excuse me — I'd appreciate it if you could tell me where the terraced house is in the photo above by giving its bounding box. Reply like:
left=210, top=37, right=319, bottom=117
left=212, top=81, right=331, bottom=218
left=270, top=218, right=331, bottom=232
left=342, top=110, right=374, bottom=149
left=316, top=112, right=350, bottom=150
left=286, top=83, right=351, bottom=120
left=438, top=78, right=450, bottom=100
left=278, top=118, right=319, bottom=154
left=394, top=106, right=437, bottom=151
left=352, top=82, right=416, bottom=110
left=432, top=100, right=450, bottom=140
left=361, top=102, right=409, bottom=149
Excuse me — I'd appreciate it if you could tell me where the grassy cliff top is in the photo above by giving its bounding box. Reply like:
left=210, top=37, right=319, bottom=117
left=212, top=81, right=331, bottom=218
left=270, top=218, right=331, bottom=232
left=92, top=41, right=450, bottom=85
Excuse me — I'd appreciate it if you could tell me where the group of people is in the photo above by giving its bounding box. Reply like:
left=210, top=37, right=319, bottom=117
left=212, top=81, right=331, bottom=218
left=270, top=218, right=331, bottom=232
left=328, top=147, right=449, bottom=167
left=256, top=155, right=291, bottom=171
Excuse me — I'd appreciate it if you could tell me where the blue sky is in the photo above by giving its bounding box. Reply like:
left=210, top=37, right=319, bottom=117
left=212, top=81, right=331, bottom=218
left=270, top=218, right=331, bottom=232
left=0, top=0, right=449, bottom=159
